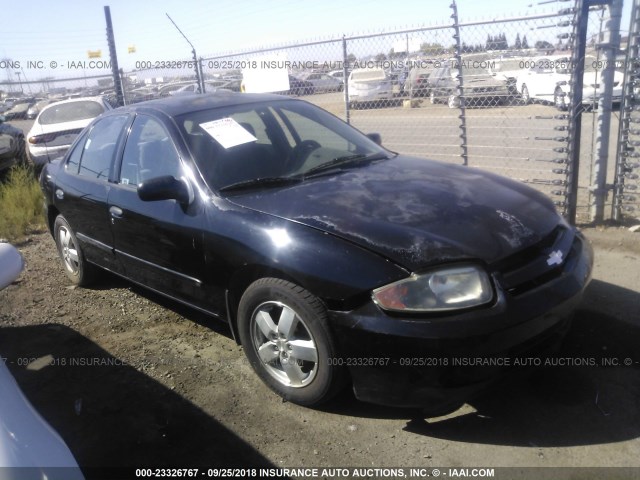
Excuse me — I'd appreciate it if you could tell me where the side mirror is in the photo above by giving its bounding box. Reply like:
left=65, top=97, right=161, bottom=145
left=138, top=175, right=193, bottom=206
left=366, top=133, right=382, bottom=146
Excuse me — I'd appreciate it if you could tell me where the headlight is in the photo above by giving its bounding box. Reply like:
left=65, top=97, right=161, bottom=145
left=372, top=265, right=493, bottom=312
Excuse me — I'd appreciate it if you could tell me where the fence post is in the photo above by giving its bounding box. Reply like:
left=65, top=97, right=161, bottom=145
left=590, top=0, right=623, bottom=223
left=565, top=0, right=590, bottom=225
left=450, top=0, right=468, bottom=166
left=612, top=0, right=640, bottom=221
left=104, top=6, right=124, bottom=107
left=342, top=36, right=351, bottom=125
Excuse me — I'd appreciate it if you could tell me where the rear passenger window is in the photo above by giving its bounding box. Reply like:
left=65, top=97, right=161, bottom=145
left=65, top=130, right=89, bottom=174
left=78, top=115, right=129, bottom=180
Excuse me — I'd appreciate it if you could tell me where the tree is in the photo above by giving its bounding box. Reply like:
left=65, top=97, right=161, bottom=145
left=515, top=33, right=522, bottom=50
left=503, top=33, right=509, bottom=49
left=375, top=53, right=387, bottom=63
left=420, top=42, right=445, bottom=54
left=346, top=53, right=357, bottom=66
left=535, top=40, right=554, bottom=52
left=486, top=34, right=494, bottom=50
left=522, top=35, right=529, bottom=49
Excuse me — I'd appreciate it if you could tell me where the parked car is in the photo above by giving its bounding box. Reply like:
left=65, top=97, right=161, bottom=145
left=403, top=66, right=435, bottom=97
left=222, top=79, right=242, bottom=92
left=428, top=59, right=510, bottom=108
left=516, top=55, right=624, bottom=110
left=297, top=72, right=343, bottom=93
left=327, top=70, right=348, bottom=85
left=158, top=82, right=194, bottom=97
left=40, top=92, right=593, bottom=411
left=0, top=115, right=26, bottom=174
left=26, top=96, right=113, bottom=171
left=125, top=86, right=159, bottom=104
left=26, top=99, right=55, bottom=120
left=0, top=97, right=19, bottom=114
left=346, top=68, right=394, bottom=106
left=168, top=80, right=232, bottom=96
left=284, top=75, right=315, bottom=96
left=0, top=243, right=84, bottom=477
left=3, top=99, right=37, bottom=120
left=487, top=57, right=523, bottom=98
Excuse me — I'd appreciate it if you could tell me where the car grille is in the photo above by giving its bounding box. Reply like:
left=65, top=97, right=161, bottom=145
left=491, top=225, right=578, bottom=296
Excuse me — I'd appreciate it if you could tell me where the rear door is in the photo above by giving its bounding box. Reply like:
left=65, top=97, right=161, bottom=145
left=54, top=113, right=131, bottom=273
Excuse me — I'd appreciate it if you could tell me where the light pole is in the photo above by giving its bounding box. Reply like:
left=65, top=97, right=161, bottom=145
left=14, top=71, right=22, bottom=94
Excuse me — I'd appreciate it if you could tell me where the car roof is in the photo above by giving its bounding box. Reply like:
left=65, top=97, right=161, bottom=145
left=114, top=91, right=292, bottom=117
left=40, top=96, right=107, bottom=109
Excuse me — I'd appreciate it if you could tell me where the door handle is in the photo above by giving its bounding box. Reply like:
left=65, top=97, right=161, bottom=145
left=109, top=206, right=123, bottom=219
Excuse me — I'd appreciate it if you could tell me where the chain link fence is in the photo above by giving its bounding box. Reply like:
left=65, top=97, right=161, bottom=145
left=613, top=0, right=640, bottom=221
left=1, top=1, right=633, bottom=225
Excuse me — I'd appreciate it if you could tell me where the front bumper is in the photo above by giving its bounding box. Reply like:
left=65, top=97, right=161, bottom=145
left=328, top=232, right=593, bottom=408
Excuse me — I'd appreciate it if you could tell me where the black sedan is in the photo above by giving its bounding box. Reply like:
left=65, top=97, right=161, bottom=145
left=0, top=115, right=26, bottom=174
left=40, top=92, right=593, bottom=410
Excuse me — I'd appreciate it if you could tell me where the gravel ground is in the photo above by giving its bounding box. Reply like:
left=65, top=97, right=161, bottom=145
left=0, top=225, right=639, bottom=478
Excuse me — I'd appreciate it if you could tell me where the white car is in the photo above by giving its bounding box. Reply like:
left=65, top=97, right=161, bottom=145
left=346, top=68, right=393, bottom=106
left=0, top=243, right=83, bottom=478
left=516, top=55, right=624, bottom=110
left=298, top=72, right=343, bottom=93
left=168, top=80, right=232, bottom=96
left=328, top=70, right=346, bottom=83
left=27, top=97, right=113, bottom=170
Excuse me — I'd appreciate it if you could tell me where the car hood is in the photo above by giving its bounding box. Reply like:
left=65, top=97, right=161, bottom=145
left=227, top=156, right=561, bottom=271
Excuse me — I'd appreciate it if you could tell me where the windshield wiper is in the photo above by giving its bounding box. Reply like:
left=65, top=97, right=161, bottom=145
left=303, top=152, right=389, bottom=178
left=219, top=176, right=302, bottom=193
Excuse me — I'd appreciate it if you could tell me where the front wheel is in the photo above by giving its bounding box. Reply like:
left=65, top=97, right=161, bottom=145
left=237, top=278, right=346, bottom=406
left=53, top=215, right=98, bottom=286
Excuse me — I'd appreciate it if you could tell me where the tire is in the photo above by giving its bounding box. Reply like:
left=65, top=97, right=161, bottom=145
left=521, top=84, right=530, bottom=105
left=554, top=88, right=567, bottom=111
left=237, top=278, right=346, bottom=406
left=53, top=215, right=98, bottom=286
left=448, top=94, right=460, bottom=109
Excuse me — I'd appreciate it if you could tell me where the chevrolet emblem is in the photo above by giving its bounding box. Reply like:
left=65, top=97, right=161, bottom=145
left=547, top=250, right=564, bottom=266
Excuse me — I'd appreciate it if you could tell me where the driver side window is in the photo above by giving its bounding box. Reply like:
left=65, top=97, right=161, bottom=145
left=120, top=115, right=182, bottom=186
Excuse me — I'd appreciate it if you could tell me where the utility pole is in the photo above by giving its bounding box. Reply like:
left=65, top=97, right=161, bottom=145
left=104, top=6, right=125, bottom=106
left=14, top=71, right=22, bottom=93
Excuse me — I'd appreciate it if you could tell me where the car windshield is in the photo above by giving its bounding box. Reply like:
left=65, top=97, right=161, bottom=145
left=177, top=99, right=389, bottom=192
left=38, top=101, right=104, bottom=125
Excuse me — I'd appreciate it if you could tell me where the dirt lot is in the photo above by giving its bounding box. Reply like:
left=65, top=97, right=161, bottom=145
left=1, top=224, right=639, bottom=477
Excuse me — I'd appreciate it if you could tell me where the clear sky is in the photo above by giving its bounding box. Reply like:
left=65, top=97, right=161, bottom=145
left=0, top=0, right=633, bottom=84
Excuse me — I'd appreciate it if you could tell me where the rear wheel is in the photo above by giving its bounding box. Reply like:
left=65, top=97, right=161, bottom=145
left=53, top=215, right=98, bottom=286
left=237, top=278, right=346, bottom=406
